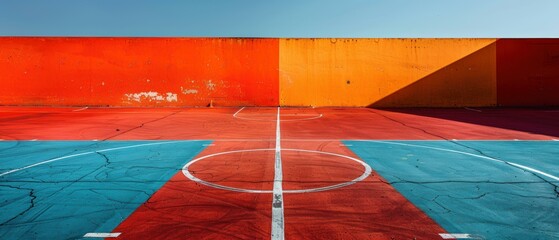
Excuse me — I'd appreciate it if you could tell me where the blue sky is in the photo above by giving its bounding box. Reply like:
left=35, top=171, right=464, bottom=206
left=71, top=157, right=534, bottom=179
left=1, top=0, right=558, bottom=37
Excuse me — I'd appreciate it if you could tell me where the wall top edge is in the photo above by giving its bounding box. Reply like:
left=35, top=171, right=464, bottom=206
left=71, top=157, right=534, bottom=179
left=2, top=37, right=557, bottom=40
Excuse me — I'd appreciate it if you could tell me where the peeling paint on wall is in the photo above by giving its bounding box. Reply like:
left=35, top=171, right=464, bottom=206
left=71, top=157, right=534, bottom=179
left=0, top=38, right=279, bottom=107
left=206, top=80, right=216, bottom=91
left=181, top=87, right=198, bottom=94
left=124, top=92, right=178, bottom=103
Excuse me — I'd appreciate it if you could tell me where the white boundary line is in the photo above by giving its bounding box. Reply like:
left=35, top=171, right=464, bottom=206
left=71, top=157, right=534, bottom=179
left=232, top=107, right=245, bottom=118
left=84, top=232, right=121, bottom=238
left=0, top=141, right=198, bottom=177
left=272, top=107, right=284, bottom=240
left=4, top=139, right=555, bottom=142
left=212, top=139, right=559, bottom=142
left=73, top=106, right=89, bottom=112
left=464, top=107, right=482, bottom=112
left=233, top=106, right=322, bottom=122
left=439, top=233, right=472, bottom=239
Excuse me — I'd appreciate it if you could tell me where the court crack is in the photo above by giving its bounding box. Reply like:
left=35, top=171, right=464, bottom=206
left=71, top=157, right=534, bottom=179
left=431, top=195, right=452, bottom=213
left=102, top=110, right=182, bottom=141
left=0, top=184, right=36, bottom=226
left=449, top=142, right=559, bottom=199
left=369, top=109, right=559, bottom=198
left=95, top=151, right=112, bottom=168
left=368, top=109, right=449, bottom=140
left=390, top=179, right=546, bottom=185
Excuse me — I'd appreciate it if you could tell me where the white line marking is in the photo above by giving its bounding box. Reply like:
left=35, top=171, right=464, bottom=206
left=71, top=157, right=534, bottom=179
left=234, top=113, right=320, bottom=117
left=351, top=139, right=558, bottom=142
left=83, top=232, right=121, bottom=238
left=340, top=144, right=353, bottom=147
left=366, top=140, right=559, bottom=181
left=73, top=106, right=89, bottom=112
left=30, top=139, right=38, bottom=141
left=235, top=114, right=323, bottom=122
left=464, top=107, right=482, bottom=112
left=181, top=148, right=371, bottom=193
left=232, top=107, right=245, bottom=118
left=0, top=141, right=198, bottom=177
left=206, top=139, right=559, bottom=142
left=232, top=107, right=322, bottom=122
left=439, top=233, right=472, bottom=239
left=272, top=107, right=284, bottom=240
left=552, top=139, right=558, bottom=141
left=202, top=143, right=215, bottom=146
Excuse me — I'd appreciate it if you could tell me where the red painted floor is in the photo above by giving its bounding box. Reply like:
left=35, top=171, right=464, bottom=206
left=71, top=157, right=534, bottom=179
left=113, top=141, right=275, bottom=239
left=1, top=107, right=557, bottom=141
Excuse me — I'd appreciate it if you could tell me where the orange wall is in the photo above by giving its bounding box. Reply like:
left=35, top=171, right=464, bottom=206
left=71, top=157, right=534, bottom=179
left=497, top=39, right=559, bottom=106
left=279, top=38, right=497, bottom=107
left=0, top=38, right=279, bottom=107
left=1, top=38, right=557, bottom=107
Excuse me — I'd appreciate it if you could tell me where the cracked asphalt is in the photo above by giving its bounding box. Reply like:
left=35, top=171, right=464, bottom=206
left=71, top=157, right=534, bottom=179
left=0, top=140, right=209, bottom=239
left=347, top=140, right=559, bottom=240
left=1, top=107, right=558, bottom=239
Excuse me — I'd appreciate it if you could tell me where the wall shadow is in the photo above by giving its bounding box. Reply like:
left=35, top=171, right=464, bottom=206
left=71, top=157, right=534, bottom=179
left=369, top=42, right=497, bottom=108
left=497, top=39, right=559, bottom=106
left=368, top=39, right=559, bottom=138
left=369, top=107, right=559, bottom=138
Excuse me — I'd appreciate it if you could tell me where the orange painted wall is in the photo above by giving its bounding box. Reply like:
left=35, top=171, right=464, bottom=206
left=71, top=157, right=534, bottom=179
left=1, top=38, right=557, bottom=107
left=0, top=37, right=279, bottom=107
left=496, top=39, right=559, bottom=106
left=279, top=38, right=497, bottom=107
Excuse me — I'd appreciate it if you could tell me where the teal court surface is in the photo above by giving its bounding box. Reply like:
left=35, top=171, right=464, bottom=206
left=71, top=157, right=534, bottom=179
left=346, top=140, right=559, bottom=239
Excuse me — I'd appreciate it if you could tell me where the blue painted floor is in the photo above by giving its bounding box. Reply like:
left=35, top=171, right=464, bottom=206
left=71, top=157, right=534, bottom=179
left=346, top=140, right=559, bottom=240
left=0, top=140, right=209, bottom=239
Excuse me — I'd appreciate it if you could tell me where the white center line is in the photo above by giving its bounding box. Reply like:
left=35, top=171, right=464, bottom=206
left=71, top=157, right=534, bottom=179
left=271, top=107, right=284, bottom=240
left=233, top=107, right=246, bottom=118
left=464, top=107, right=482, bottom=112
left=73, top=106, right=89, bottom=112
left=439, top=233, right=473, bottom=239
left=83, top=232, right=121, bottom=238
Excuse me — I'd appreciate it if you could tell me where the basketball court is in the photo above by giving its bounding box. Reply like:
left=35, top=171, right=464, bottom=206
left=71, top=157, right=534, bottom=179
left=1, top=106, right=558, bottom=239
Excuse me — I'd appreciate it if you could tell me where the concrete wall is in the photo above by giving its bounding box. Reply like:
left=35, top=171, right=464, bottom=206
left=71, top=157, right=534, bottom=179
left=0, top=38, right=279, bottom=107
left=0, top=37, right=557, bottom=107
left=496, top=39, right=559, bottom=106
left=279, top=39, right=497, bottom=107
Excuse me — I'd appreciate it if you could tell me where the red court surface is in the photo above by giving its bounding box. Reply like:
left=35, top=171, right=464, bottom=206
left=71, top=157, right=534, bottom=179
left=1, top=107, right=557, bottom=141
left=1, top=106, right=558, bottom=239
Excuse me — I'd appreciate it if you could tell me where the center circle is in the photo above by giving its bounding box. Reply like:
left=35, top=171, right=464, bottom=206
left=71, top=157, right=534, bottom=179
left=182, top=148, right=372, bottom=194
left=234, top=114, right=323, bottom=122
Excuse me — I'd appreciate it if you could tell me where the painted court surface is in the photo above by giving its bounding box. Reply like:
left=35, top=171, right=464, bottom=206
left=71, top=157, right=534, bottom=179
left=1, top=107, right=558, bottom=239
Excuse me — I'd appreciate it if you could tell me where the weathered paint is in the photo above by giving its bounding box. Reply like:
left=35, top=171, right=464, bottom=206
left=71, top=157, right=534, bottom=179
left=0, top=38, right=279, bottom=107
left=279, top=38, right=497, bottom=107
left=496, top=39, right=559, bottom=106
left=1, top=38, right=558, bottom=107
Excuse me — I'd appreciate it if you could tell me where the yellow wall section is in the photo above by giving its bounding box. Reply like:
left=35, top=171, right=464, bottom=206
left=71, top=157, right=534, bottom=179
left=279, top=39, right=497, bottom=107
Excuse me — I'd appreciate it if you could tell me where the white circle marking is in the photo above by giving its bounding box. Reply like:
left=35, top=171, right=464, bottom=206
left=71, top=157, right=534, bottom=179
left=182, top=148, right=372, bottom=194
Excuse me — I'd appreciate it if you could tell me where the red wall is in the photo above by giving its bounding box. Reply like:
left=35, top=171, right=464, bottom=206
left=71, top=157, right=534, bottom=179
left=497, top=39, right=559, bottom=106
left=0, top=38, right=279, bottom=106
